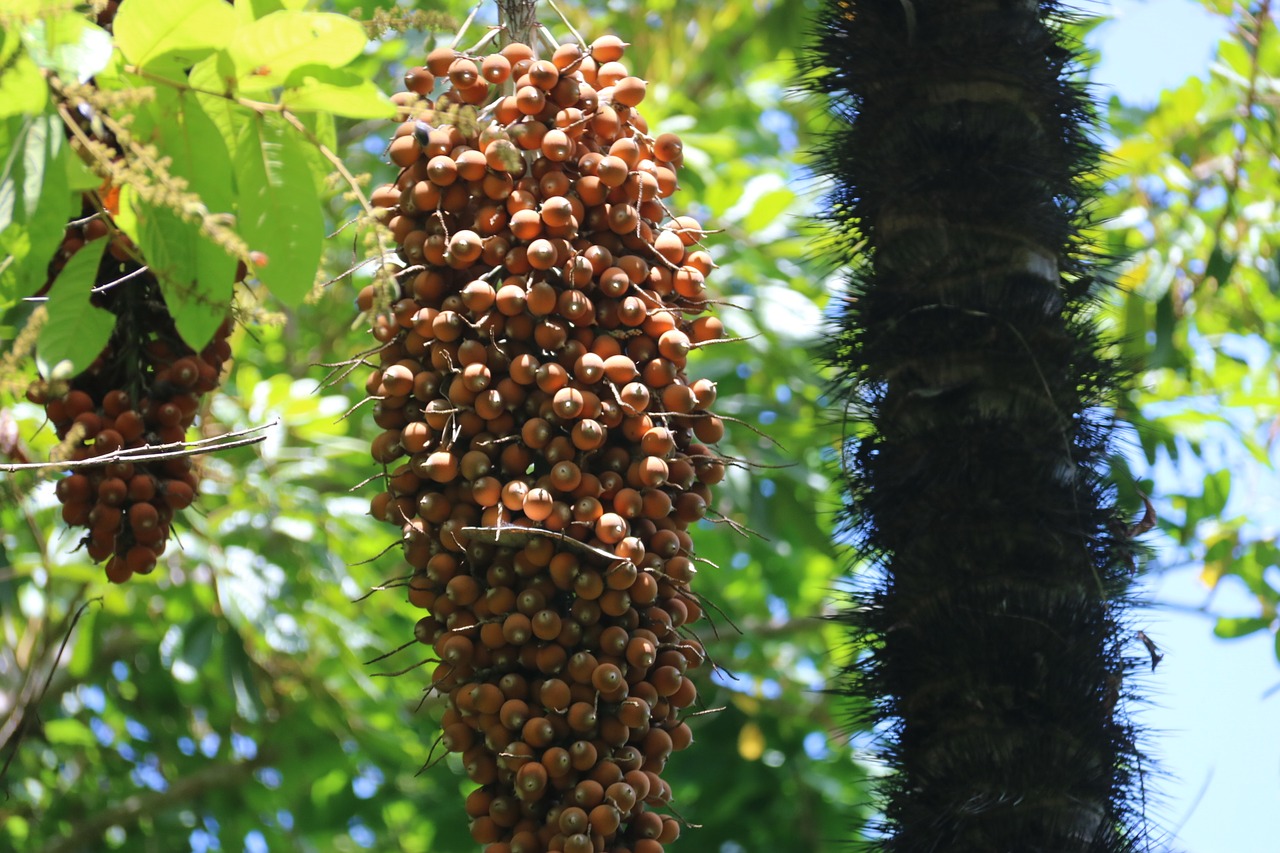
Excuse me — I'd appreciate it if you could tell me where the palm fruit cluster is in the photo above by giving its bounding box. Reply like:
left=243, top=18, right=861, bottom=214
left=361, top=30, right=728, bottom=853
left=26, top=168, right=232, bottom=584
left=22, top=0, right=234, bottom=584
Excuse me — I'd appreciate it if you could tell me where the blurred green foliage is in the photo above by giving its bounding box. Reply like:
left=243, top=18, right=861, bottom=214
left=2, top=0, right=868, bottom=850
left=1093, top=1, right=1280, bottom=657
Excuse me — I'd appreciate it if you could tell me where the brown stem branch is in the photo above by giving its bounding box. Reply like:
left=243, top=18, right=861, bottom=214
left=0, top=420, right=276, bottom=473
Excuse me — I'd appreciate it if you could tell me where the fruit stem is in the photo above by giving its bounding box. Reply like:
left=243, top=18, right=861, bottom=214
left=497, top=0, right=537, bottom=48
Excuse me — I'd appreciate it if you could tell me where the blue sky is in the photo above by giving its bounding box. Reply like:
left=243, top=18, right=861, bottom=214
left=1089, top=3, right=1279, bottom=851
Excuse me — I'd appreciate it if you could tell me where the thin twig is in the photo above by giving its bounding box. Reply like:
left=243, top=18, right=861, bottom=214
left=22, top=265, right=152, bottom=302
left=0, top=421, right=277, bottom=473
left=350, top=579, right=411, bottom=604
left=364, top=639, right=418, bottom=666
left=691, top=334, right=760, bottom=348
left=545, top=0, right=588, bottom=47
left=335, top=394, right=380, bottom=423
left=449, top=3, right=484, bottom=48
left=371, top=656, right=440, bottom=678
left=461, top=524, right=635, bottom=571
left=348, top=537, right=402, bottom=567
left=705, top=508, right=768, bottom=541
left=679, top=587, right=744, bottom=636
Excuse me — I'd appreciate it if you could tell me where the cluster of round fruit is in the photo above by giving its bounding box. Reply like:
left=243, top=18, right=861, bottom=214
left=362, top=30, right=727, bottom=853
left=27, top=209, right=233, bottom=584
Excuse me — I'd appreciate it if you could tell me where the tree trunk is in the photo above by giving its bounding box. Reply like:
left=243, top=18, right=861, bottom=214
left=497, top=0, right=538, bottom=47
left=809, top=2, right=1149, bottom=850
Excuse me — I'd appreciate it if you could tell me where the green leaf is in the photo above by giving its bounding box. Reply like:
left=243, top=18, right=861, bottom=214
left=1213, top=616, right=1269, bottom=639
left=113, top=183, right=140, bottom=243
left=1203, top=244, right=1235, bottom=286
left=0, top=109, right=72, bottom=307
left=310, top=767, right=347, bottom=807
left=65, top=149, right=100, bottom=191
left=293, top=108, right=336, bottom=170
left=743, top=186, right=796, bottom=233
left=281, top=67, right=394, bottom=120
left=36, top=239, right=114, bottom=379
left=231, top=0, right=314, bottom=34
left=283, top=109, right=337, bottom=193
left=0, top=1, right=44, bottom=20
left=130, top=95, right=236, bottom=350
left=234, top=115, right=323, bottom=306
left=235, top=0, right=279, bottom=25
left=1120, top=289, right=1148, bottom=369
left=179, top=614, right=218, bottom=670
left=19, top=13, right=113, bottom=82
left=67, top=603, right=97, bottom=678
left=188, top=51, right=248, bottom=155
left=1201, top=468, right=1230, bottom=518
left=113, top=0, right=236, bottom=71
left=223, top=632, right=264, bottom=722
left=3, top=816, right=28, bottom=846
left=0, top=32, right=48, bottom=118
left=43, top=718, right=97, bottom=747
left=1151, top=290, right=1177, bottom=368
left=228, top=11, right=368, bottom=92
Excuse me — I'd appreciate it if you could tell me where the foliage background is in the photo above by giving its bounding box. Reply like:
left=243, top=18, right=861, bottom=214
left=0, top=0, right=1276, bottom=851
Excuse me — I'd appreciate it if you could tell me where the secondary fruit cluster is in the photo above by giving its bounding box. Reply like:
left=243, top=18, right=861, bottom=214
left=27, top=205, right=233, bottom=584
left=362, top=31, right=727, bottom=853
left=23, top=0, right=233, bottom=584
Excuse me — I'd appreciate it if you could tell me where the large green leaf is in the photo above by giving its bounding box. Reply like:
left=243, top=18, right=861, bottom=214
left=179, top=613, right=218, bottom=671
left=64, top=149, right=100, bottom=191
left=281, top=66, right=395, bottom=120
left=1201, top=468, right=1231, bottom=519
left=19, top=12, right=113, bottom=82
left=129, top=94, right=236, bottom=350
left=223, top=629, right=265, bottom=722
left=1213, top=616, right=1270, bottom=639
left=228, top=10, right=368, bottom=92
left=187, top=51, right=249, bottom=155
left=234, top=114, right=323, bottom=306
left=233, top=0, right=309, bottom=26
left=36, top=239, right=115, bottom=379
left=0, top=109, right=71, bottom=308
left=291, top=108, right=337, bottom=183
left=113, top=0, right=236, bottom=71
left=0, top=29, right=48, bottom=118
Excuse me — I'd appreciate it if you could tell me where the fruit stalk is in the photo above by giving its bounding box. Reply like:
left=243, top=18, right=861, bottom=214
left=498, top=0, right=539, bottom=47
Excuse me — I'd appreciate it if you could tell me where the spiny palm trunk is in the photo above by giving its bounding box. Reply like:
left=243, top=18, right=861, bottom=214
left=808, top=2, right=1148, bottom=850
